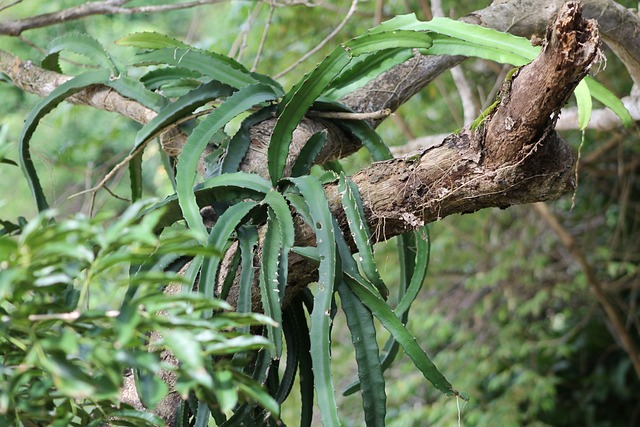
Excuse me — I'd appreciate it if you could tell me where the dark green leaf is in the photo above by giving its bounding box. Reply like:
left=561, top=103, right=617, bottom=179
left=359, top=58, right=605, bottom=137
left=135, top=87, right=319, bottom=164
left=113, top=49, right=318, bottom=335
left=291, top=131, right=328, bottom=177
left=175, top=83, right=278, bottom=238
left=337, top=282, right=386, bottom=427
left=19, top=70, right=111, bottom=211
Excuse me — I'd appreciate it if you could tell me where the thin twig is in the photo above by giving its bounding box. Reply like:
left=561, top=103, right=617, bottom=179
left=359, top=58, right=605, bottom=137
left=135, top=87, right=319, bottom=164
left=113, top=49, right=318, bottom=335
left=0, top=0, right=21, bottom=13
left=307, top=108, right=391, bottom=120
left=252, top=0, right=275, bottom=72
left=68, top=108, right=215, bottom=212
left=534, top=202, right=640, bottom=380
left=274, top=0, right=359, bottom=79
left=0, top=0, right=228, bottom=36
left=29, top=310, right=120, bottom=322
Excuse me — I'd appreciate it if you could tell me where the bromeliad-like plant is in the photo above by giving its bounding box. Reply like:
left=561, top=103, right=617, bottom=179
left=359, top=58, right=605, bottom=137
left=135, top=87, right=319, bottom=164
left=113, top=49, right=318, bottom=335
left=11, top=12, right=631, bottom=426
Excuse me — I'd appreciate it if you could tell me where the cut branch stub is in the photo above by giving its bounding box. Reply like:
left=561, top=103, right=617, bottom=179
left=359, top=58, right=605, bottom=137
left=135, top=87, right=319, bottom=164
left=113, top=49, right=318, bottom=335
left=483, top=1, right=600, bottom=168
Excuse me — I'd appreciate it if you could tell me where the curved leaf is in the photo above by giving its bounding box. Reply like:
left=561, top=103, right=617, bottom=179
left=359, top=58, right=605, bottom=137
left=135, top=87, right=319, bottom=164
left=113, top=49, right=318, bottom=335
left=263, top=189, right=295, bottom=294
left=134, top=48, right=257, bottom=89
left=338, top=174, right=388, bottom=298
left=324, top=48, right=413, bottom=99
left=343, top=30, right=432, bottom=56
left=200, top=201, right=259, bottom=318
left=574, top=79, right=592, bottom=131
left=259, top=206, right=284, bottom=357
left=45, top=33, right=117, bottom=74
left=337, top=282, right=386, bottom=427
left=133, top=81, right=234, bottom=155
left=584, top=76, right=633, bottom=128
left=221, top=105, right=276, bottom=174
left=175, top=83, right=278, bottom=238
left=116, top=31, right=189, bottom=49
left=140, top=67, right=203, bottom=91
left=19, top=70, right=111, bottom=211
left=105, top=76, right=168, bottom=112
left=286, top=175, right=340, bottom=427
left=422, top=34, right=532, bottom=66
left=144, top=171, right=271, bottom=232
left=291, top=131, right=328, bottom=177
left=344, top=271, right=454, bottom=396
left=270, top=48, right=351, bottom=184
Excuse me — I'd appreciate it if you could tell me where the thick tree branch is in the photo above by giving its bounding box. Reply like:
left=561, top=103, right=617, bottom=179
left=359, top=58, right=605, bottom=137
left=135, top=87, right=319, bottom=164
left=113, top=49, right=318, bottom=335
left=237, top=1, right=596, bottom=311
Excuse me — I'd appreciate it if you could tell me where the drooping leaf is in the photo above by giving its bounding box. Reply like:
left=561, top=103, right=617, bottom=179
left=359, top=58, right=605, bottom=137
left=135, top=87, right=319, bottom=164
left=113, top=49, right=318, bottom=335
left=291, top=131, right=328, bottom=177
left=343, top=30, right=433, bottom=56
left=337, top=282, right=386, bottom=427
left=270, top=49, right=351, bottom=184
left=574, top=79, right=592, bottom=130
left=44, top=33, right=118, bottom=74
left=338, top=174, right=388, bottom=298
left=105, top=75, right=168, bottom=112
left=263, top=189, right=295, bottom=294
left=221, top=105, right=276, bottom=174
left=323, top=48, right=413, bottom=99
left=19, top=70, right=111, bottom=211
left=132, top=81, right=234, bottom=156
left=343, top=228, right=431, bottom=396
left=140, top=67, right=203, bottom=91
left=200, top=201, right=260, bottom=318
left=143, top=171, right=271, bottom=232
left=343, top=274, right=454, bottom=397
left=584, top=76, right=633, bottom=128
left=175, top=83, right=278, bottom=238
left=258, top=206, right=284, bottom=357
left=285, top=175, right=340, bottom=427
left=236, top=226, right=259, bottom=324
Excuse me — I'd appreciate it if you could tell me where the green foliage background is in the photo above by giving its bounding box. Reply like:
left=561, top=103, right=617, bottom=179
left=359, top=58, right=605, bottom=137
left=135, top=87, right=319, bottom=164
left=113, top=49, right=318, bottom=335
left=1, top=0, right=639, bottom=426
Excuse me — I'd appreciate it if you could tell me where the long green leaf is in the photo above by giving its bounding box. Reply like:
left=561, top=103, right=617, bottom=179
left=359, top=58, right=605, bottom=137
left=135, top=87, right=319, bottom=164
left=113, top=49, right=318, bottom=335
left=264, top=189, right=295, bottom=311
left=344, top=229, right=430, bottom=395
left=134, top=48, right=257, bottom=89
left=343, top=30, right=432, bottom=56
left=237, top=225, right=259, bottom=333
left=337, top=282, right=386, bottom=427
left=286, top=175, right=340, bottom=426
left=144, top=171, right=271, bottom=232
left=19, top=70, right=111, bottom=211
left=117, top=31, right=190, bottom=49
left=270, top=49, right=351, bottom=184
left=574, top=79, right=592, bottom=131
left=584, top=76, right=633, bottom=127
left=291, top=131, right=328, bottom=177
left=324, top=48, right=413, bottom=99
left=133, top=81, right=234, bottom=154
left=105, top=75, right=168, bottom=112
left=338, top=174, right=388, bottom=298
left=221, top=105, right=277, bottom=174
left=200, top=202, right=259, bottom=319
left=45, top=33, right=118, bottom=74
left=175, top=83, right=278, bottom=238
left=332, top=222, right=453, bottom=396
left=259, top=206, right=284, bottom=358
left=344, top=271, right=454, bottom=396
left=140, top=67, right=203, bottom=91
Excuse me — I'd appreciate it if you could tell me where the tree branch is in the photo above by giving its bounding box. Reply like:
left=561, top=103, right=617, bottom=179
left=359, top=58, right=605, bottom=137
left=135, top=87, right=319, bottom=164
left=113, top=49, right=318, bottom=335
left=0, top=0, right=228, bottom=36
